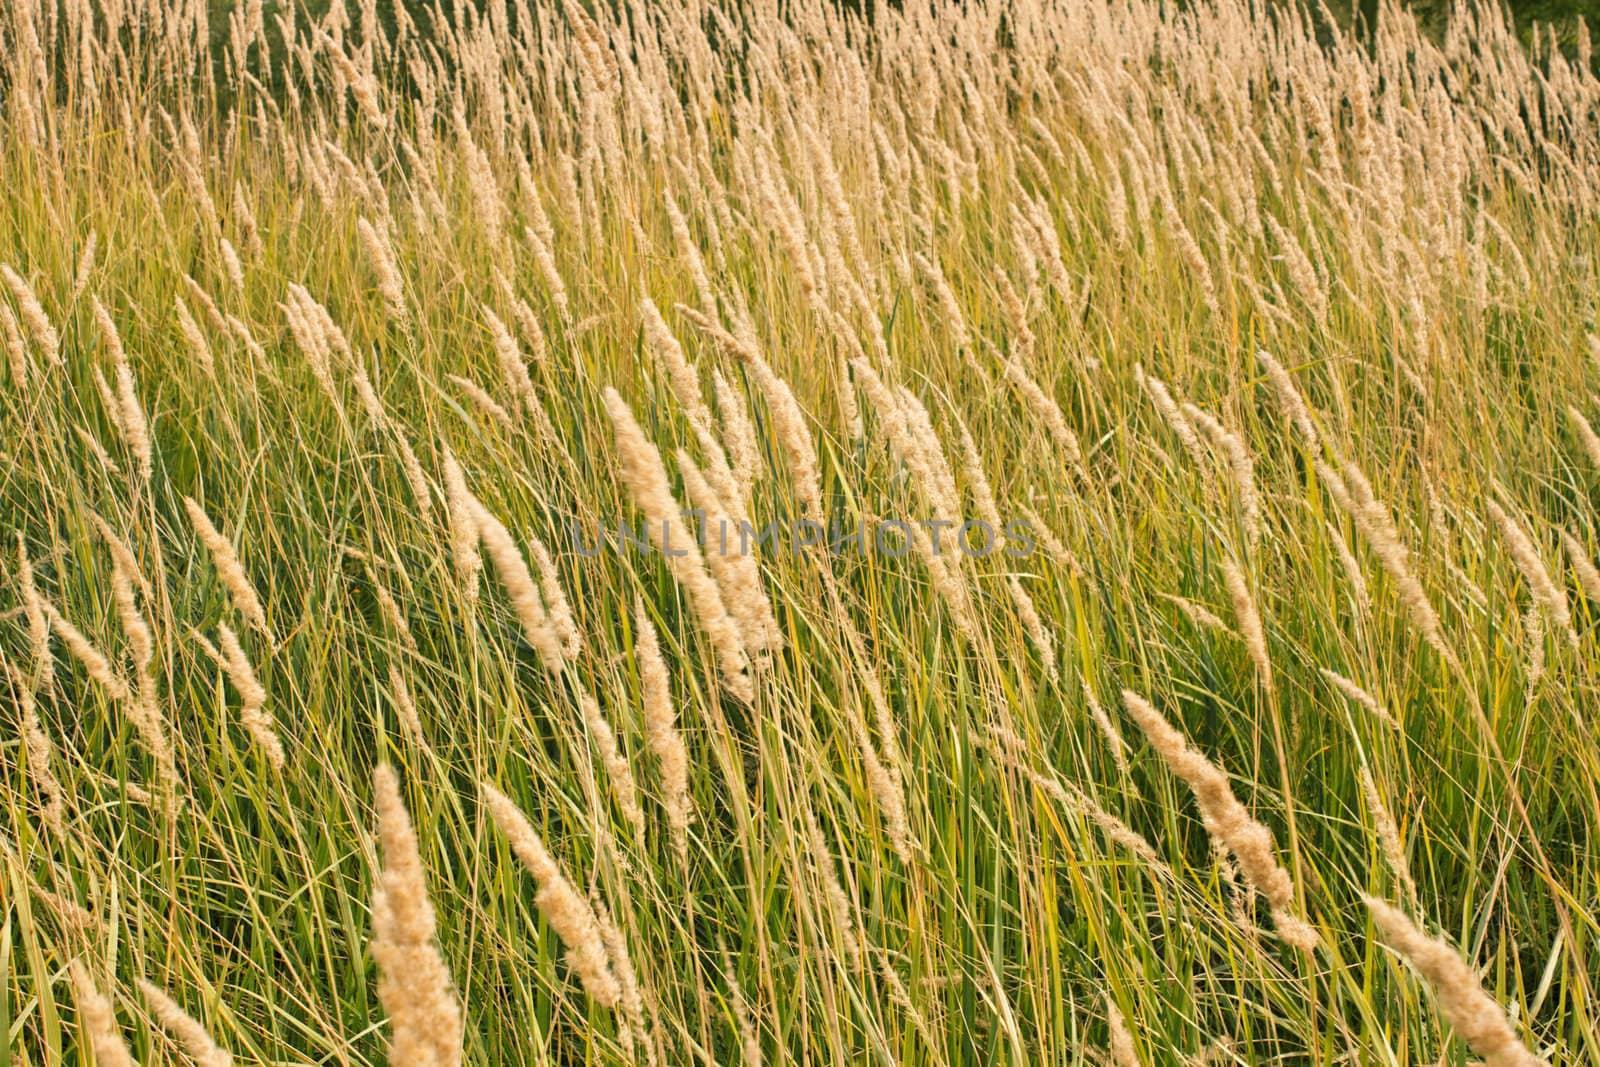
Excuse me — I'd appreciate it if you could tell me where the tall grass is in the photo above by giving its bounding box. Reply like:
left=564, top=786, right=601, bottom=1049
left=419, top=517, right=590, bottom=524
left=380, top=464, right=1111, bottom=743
left=2, top=0, right=1599, bottom=1062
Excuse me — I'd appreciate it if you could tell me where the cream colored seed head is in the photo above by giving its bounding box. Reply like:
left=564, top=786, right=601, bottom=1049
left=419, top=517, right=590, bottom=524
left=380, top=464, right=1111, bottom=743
left=370, top=766, right=465, bottom=1067
left=1120, top=689, right=1316, bottom=950
left=183, top=498, right=268, bottom=634
left=137, top=980, right=233, bottom=1067
left=1365, top=897, right=1548, bottom=1067
left=603, top=387, right=751, bottom=702
left=217, top=623, right=283, bottom=770
left=634, top=597, right=691, bottom=858
left=67, top=963, right=137, bottom=1067
left=479, top=782, right=621, bottom=1007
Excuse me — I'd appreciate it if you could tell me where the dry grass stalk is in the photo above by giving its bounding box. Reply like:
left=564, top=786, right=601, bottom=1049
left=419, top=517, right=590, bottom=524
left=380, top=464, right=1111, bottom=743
left=1137, top=367, right=1207, bottom=467
left=677, top=450, right=780, bottom=657
left=44, top=603, right=132, bottom=702
left=1, top=304, right=28, bottom=384
left=480, top=782, right=621, bottom=1007
left=1159, top=593, right=1236, bottom=638
left=358, top=216, right=407, bottom=321
left=388, top=665, right=428, bottom=747
left=1321, top=462, right=1451, bottom=664
left=448, top=374, right=515, bottom=432
left=1185, top=403, right=1261, bottom=554
left=1325, top=521, right=1372, bottom=613
left=1256, top=350, right=1319, bottom=448
left=713, top=369, right=761, bottom=500
left=641, top=295, right=715, bottom=442
left=1567, top=406, right=1600, bottom=469
left=175, top=294, right=214, bottom=374
left=370, top=765, right=464, bottom=1067
left=1121, top=690, right=1317, bottom=950
left=1083, top=681, right=1133, bottom=780
left=803, top=810, right=861, bottom=970
left=1359, top=770, right=1417, bottom=905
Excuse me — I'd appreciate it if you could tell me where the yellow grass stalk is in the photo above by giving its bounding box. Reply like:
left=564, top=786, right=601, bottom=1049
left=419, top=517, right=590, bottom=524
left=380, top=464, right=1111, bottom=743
left=137, top=979, right=233, bottom=1067
left=370, top=766, right=464, bottom=1067
left=183, top=497, right=269, bottom=634
left=479, top=783, right=621, bottom=1007
left=604, top=388, right=752, bottom=702
left=1120, top=690, right=1317, bottom=949
left=1365, top=897, right=1548, bottom=1067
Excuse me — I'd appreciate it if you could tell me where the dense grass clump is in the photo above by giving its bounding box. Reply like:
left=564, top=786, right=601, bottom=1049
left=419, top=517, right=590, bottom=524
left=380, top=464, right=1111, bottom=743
left=2, top=0, right=1599, bottom=1063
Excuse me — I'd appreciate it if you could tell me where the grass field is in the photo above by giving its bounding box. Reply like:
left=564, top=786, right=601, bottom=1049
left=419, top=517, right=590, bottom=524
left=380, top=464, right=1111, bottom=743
left=3, top=0, right=1599, bottom=1063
